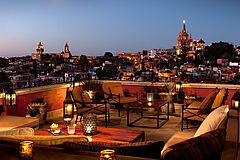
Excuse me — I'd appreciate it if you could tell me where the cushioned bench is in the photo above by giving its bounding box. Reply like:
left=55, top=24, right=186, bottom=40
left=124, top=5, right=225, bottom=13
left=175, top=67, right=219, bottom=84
left=161, top=104, right=229, bottom=160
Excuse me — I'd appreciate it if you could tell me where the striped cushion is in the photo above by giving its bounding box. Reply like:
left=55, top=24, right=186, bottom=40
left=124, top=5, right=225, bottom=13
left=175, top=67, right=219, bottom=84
left=63, top=141, right=164, bottom=159
left=160, top=129, right=226, bottom=160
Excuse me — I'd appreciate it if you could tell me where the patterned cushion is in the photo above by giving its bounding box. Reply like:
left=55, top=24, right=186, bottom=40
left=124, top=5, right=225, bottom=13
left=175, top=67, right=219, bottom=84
left=198, top=88, right=220, bottom=114
left=160, top=129, right=226, bottom=160
left=63, top=140, right=164, bottom=159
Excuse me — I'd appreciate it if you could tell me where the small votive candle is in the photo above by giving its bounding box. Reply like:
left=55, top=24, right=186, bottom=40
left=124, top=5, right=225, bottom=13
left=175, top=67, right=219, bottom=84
left=99, top=149, right=116, bottom=160
left=19, top=141, right=33, bottom=160
left=67, top=125, right=76, bottom=135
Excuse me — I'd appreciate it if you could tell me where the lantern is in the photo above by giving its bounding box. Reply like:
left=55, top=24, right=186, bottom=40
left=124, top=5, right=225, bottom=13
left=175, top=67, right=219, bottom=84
left=63, top=88, right=74, bottom=121
left=175, top=81, right=183, bottom=92
left=231, top=91, right=240, bottom=111
left=0, top=89, right=4, bottom=105
left=5, top=88, right=16, bottom=106
left=82, top=113, right=97, bottom=136
left=175, top=81, right=185, bottom=103
left=19, top=141, right=33, bottom=160
left=147, top=93, right=154, bottom=106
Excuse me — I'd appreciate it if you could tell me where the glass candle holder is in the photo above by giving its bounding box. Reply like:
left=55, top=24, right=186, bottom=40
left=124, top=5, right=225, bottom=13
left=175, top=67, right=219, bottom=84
left=147, top=93, right=154, bottom=106
left=82, top=113, right=97, bottom=135
left=19, top=141, right=33, bottom=160
left=67, top=125, right=76, bottom=135
left=99, top=149, right=116, bottom=160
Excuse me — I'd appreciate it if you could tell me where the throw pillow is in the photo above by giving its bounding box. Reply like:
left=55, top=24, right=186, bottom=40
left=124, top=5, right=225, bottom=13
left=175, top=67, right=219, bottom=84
left=194, top=105, right=229, bottom=137
left=63, top=141, right=165, bottom=159
left=161, top=129, right=226, bottom=160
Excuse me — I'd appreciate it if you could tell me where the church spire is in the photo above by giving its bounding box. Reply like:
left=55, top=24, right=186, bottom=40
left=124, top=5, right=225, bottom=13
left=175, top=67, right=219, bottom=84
left=182, top=20, right=186, bottom=33
left=64, top=42, right=70, bottom=53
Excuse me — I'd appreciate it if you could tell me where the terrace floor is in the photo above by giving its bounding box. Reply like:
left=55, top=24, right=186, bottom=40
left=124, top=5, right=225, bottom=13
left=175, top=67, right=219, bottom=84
left=42, top=104, right=238, bottom=160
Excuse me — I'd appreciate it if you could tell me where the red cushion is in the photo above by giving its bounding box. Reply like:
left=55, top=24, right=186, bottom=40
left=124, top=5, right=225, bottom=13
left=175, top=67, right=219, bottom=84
left=161, top=129, right=226, bottom=160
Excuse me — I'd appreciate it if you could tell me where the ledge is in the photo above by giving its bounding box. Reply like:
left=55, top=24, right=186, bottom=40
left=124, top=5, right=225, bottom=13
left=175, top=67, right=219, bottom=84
left=15, top=80, right=240, bottom=96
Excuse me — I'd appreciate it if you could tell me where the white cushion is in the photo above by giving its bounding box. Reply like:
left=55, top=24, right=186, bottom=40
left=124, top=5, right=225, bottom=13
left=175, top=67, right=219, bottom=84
left=194, top=105, right=229, bottom=137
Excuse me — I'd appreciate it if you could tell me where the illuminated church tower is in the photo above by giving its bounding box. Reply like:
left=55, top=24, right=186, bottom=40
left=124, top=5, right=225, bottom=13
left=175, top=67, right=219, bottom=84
left=176, top=20, right=193, bottom=55
left=32, top=42, right=44, bottom=61
left=62, top=43, right=72, bottom=58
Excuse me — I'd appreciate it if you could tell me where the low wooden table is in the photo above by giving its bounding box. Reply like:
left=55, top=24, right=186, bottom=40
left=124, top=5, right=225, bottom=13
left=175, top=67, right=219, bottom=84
left=35, top=125, right=145, bottom=143
left=127, top=99, right=169, bottom=129
left=0, top=116, right=39, bottom=131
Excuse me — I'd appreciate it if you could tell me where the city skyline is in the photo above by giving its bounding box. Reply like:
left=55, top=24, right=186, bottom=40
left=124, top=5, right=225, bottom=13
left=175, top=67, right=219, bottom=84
left=0, top=0, right=239, bottom=57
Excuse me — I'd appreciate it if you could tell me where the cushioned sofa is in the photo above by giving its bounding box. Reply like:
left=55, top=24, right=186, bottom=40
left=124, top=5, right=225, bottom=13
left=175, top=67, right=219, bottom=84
left=161, top=104, right=229, bottom=160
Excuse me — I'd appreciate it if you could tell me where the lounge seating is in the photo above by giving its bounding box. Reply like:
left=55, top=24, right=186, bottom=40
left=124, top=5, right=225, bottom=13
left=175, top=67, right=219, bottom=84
left=181, top=88, right=228, bottom=130
left=71, top=87, right=110, bottom=127
left=102, top=82, right=138, bottom=116
left=161, top=104, right=229, bottom=160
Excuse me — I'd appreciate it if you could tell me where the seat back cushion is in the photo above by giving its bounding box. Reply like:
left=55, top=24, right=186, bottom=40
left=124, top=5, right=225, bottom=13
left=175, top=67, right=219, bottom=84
left=198, top=88, right=220, bottom=113
left=211, top=88, right=227, bottom=109
left=194, top=105, right=229, bottom=137
left=72, top=87, right=84, bottom=102
left=63, top=140, right=164, bottom=159
left=102, top=82, right=124, bottom=97
left=161, top=129, right=226, bottom=160
left=109, top=83, right=124, bottom=96
left=81, top=91, right=92, bottom=102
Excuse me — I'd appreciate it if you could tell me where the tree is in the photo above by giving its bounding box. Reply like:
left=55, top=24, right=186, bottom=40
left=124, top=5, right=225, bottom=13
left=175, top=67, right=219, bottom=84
left=204, top=41, right=236, bottom=65
left=104, top=52, right=113, bottom=60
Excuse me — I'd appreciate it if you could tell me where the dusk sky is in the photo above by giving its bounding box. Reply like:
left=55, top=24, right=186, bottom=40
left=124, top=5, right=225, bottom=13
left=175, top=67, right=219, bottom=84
left=0, top=0, right=239, bottom=57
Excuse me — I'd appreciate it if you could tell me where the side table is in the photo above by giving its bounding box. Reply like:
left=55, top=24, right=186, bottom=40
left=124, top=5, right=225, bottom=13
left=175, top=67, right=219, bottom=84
left=159, top=92, right=176, bottom=114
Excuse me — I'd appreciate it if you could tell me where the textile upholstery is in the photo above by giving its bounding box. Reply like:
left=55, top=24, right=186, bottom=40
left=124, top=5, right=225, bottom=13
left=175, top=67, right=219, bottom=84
left=198, top=88, right=220, bottom=113
left=63, top=140, right=164, bottom=159
left=161, top=129, right=226, bottom=160
left=194, top=105, right=229, bottom=137
left=211, top=88, right=227, bottom=109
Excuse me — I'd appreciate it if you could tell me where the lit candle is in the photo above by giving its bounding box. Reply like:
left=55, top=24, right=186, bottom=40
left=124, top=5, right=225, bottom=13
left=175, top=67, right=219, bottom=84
left=86, top=126, right=91, bottom=134
left=86, top=136, right=93, bottom=142
left=147, top=102, right=152, bottom=106
left=19, top=141, right=33, bottom=159
left=235, top=101, right=239, bottom=109
left=66, top=104, right=72, bottom=115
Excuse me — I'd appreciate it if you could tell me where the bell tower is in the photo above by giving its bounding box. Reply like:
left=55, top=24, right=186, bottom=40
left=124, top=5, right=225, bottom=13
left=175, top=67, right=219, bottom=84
left=36, top=42, right=44, bottom=54
left=63, top=43, right=72, bottom=58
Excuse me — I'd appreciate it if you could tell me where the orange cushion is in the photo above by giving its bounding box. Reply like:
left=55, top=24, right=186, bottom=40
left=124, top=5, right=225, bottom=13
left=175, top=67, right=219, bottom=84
left=211, top=88, right=226, bottom=109
left=198, top=88, right=220, bottom=113
left=72, top=87, right=83, bottom=102
left=109, top=83, right=124, bottom=96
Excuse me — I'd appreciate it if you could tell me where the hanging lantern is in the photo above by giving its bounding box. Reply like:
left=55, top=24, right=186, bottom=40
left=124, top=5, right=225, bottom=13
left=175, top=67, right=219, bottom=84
left=175, top=81, right=183, bottom=92
left=63, top=88, right=74, bottom=121
left=231, top=91, right=240, bottom=111
left=5, top=88, right=16, bottom=106
left=82, top=113, right=97, bottom=136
